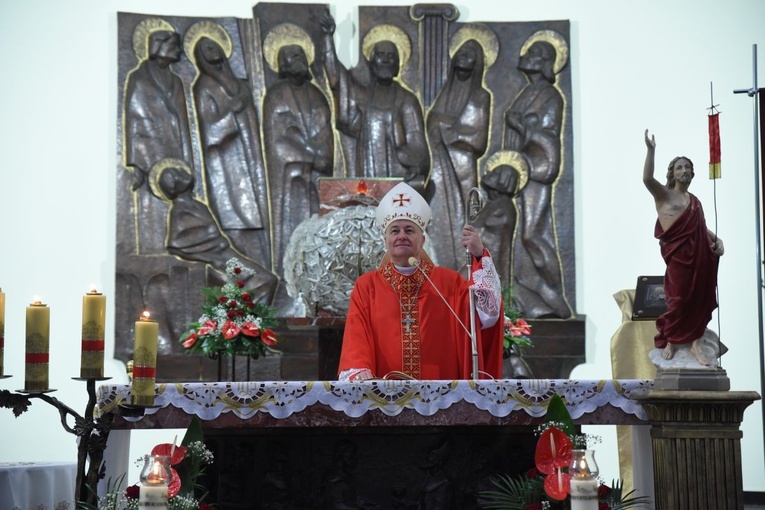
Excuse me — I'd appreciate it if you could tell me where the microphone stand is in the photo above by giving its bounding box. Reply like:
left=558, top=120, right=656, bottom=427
left=466, top=188, right=484, bottom=380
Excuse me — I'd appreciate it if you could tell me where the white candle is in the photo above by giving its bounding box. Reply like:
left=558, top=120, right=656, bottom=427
left=569, top=477, right=599, bottom=510
left=138, top=484, right=168, bottom=510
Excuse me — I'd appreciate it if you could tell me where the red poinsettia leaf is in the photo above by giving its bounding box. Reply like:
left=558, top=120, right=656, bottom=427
left=535, top=426, right=573, bottom=474
left=168, top=467, right=182, bottom=498
left=150, top=444, right=188, bottom=465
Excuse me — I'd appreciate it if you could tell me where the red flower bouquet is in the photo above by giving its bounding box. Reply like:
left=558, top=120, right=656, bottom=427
left=180, top=258, right=279, bottom=359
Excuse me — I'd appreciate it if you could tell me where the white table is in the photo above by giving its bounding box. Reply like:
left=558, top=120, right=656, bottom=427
left=0, top=461, right=76, bottom=510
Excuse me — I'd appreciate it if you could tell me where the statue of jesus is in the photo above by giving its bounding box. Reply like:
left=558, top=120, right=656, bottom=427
left=643, top=129, right=724, bottom=366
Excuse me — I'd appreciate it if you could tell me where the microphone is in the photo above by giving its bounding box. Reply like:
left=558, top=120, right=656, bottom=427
left=408, top=257, right=472, bottom=338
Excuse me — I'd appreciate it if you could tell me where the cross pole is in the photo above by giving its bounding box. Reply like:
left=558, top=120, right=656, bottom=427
left=733, top=43, right=764, bottom=475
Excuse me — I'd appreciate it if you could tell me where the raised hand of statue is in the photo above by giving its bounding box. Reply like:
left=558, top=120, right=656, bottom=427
left=644, top=129, right=656, bottom=149
left=320, top=9, right=336, bottom=35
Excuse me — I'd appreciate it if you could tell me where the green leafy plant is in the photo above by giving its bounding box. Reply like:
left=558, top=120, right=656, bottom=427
left=481, top=395, right=652, bottom=510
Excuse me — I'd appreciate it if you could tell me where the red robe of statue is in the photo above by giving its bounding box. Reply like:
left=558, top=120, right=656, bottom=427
left=338, top=254, right=503, bottom=380
left=654, top=193, right=719, bottom=348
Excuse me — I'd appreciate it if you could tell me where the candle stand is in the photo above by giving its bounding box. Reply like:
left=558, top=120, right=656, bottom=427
left=0, top=377, right=121, bottom=507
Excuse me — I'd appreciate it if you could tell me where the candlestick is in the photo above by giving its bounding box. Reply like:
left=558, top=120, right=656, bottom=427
left=132, top=311, right=158, bottom=406
left=80, top=289, right=106, bottom=378
left=0, top=288, right=5, bottom=376
left=24, top=299, right=50, bottom=392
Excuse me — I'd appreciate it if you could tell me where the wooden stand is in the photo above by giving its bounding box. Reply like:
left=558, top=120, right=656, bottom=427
left=635, top=390, right=760, bottom=510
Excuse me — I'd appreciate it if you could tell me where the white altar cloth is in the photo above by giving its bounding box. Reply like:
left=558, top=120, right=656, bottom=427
left=0, top=461, right=75, bottom=510
left=95, top=379, right=651, bottom=422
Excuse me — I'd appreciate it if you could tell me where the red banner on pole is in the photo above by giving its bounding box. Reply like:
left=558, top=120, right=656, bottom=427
left=708, top=112, right=721, bottom=179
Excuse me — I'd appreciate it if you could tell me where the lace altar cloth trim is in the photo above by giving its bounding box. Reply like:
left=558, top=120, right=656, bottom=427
left=95, top=379, right=652, bottom=422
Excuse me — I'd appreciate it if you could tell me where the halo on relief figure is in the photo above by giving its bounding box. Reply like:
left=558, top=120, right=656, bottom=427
left=449, top=24, right=499, bottom=69
left=132, top=18, right=175, bottom=61
left=183, top=21, right=234, bottom=70
left=361, top=24, right=412, bottom=72
left=148, top=157, right=192, bottom=203
left=520, top=29, right=568, bottom=75
left=263, top=23, right=316, bottom=73
left=483, top=150, right=530, bottom=193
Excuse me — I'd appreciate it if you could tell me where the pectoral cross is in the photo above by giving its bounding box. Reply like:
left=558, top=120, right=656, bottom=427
left=402, top=312, right=416, bottom=334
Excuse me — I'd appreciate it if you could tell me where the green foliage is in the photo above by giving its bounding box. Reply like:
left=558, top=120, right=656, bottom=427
left=481, top=474, right=544, bottom=510
left=544, top=394, right=576, bottom=438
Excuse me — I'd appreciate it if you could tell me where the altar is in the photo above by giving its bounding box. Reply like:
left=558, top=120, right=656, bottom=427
left=97, top=379, right=653, bottom=509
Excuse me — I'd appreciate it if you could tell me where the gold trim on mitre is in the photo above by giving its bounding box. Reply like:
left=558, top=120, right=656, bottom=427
left=362, top=24, right=412, bottom=71
left=375, top=182, right=431, bottom=232
left=449, top=24, right=499, bottom=69
left=484, top=150, right=530, bottom=193
left=149, top=158, right=192, bottom=203
left=520, top=29, right=568, bottom=75
left=183, top=21, right=233, bottom=69
left=132, top=18, right=175, bottom=62
left=263, top=23, right=316, bottom=74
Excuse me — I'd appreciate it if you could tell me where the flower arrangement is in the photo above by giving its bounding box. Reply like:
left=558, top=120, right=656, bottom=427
left=481, top=395, right=651, bottom=510
left=502, top=286, right=533, bottom=359
left=93, top=418, right=214, bottom=510
left=180, top=258, right=279, bottom=359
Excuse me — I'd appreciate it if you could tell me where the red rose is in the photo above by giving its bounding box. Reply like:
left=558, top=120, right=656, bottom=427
left=234, top=267, right=242, bottom=274
left=241, top=292, right=252, bottom=302
left=597, top=484, right=612, bottom=499
left=237, top=280, right=245, bottom=288
left=182, top=332, right=197, bottom=349
left=218, top=296, right=227, bottom=304
left=125, top=484, right=140, bottom=499
left=228, top=299, right=238, bottom=308
left=261, top=328, right=278, bottom=346
left=526, top=467, right=539, bottom=479
left=598, top=503, right=611, bottom=510
left=222, top=320, right=241, bottom=339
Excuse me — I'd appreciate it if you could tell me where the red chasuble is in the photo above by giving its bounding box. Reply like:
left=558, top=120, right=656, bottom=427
left=654, top=193, right=719, bottom=348
left=339, top=256, right=503, bottom=380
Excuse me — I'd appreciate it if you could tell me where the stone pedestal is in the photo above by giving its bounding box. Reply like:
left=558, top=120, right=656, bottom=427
left=635, top=390, right=761, bottom=510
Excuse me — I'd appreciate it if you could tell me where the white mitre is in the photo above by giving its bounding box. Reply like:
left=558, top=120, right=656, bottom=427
left=375, top=182, right=431, bottom=232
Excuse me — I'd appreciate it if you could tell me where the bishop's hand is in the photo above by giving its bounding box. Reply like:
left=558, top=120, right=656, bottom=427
left=462, top=224, right=484, bottom=258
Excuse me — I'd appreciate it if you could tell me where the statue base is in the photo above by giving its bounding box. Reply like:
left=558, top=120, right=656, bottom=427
left=654, top=367, right=730, bottom=391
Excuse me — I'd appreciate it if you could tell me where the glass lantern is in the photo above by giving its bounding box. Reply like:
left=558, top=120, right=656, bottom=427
left=138, top=455, right=170, bottom=510
left=569, top=449, right=599, bottom=510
